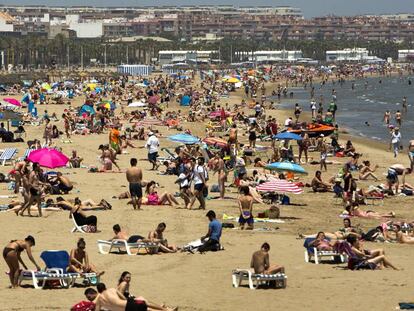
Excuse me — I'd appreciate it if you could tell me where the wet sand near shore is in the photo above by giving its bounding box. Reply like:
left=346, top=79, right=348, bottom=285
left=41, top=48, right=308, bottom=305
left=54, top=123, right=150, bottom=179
left=0, top=80, right=413, bottom=311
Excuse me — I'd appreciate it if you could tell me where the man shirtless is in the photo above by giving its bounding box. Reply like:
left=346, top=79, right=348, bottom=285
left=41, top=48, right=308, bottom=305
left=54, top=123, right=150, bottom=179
left=213, top=154, right=226, bottom=199
left=238, top=186, right=254, bottom=230
left=408, top=140, right=414, bottom=171
left=95, top=283, right=177, bottom=311
left=250, top=243, right=285, bottom=275
left=56, top=172, right=73, bottom=194
left=148, top=222, right=177, bottom=253
left=228, top=123, right=238, bottom=146
left=126, top=158, right=143, bottom=210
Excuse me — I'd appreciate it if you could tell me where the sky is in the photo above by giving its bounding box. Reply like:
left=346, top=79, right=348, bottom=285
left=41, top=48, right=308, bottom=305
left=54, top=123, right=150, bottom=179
left=0, top=0, right=413, bottom=17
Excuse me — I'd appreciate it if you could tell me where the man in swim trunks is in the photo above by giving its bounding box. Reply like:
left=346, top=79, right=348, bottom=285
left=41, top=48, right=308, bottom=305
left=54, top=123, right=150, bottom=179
left=408, top=140, right=414, bottom=171
left=126, top=158, right=143, bottom=210
left=56, top=172, right=73, bottom=194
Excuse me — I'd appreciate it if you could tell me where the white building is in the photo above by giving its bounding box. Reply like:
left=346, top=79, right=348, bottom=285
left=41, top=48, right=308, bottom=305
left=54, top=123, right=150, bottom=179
left=158, top=50, right=217, bottom=65
left=398, top=50, right=414, bottom=61
left=249, top=50, right=303, bottom=63
left=0, top=12, right=14, bottom=32
left=326, top=48, right=383, bottom=63
left=381, top=13, right=414, bottom=22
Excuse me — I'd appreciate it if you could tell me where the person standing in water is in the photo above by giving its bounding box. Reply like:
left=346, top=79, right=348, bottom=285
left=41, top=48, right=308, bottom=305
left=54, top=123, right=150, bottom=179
left=395, top=110, right=402, bottom=127
left=402, top=97, right=408, bottom=114
left=383, top=110, right=391, bottom=125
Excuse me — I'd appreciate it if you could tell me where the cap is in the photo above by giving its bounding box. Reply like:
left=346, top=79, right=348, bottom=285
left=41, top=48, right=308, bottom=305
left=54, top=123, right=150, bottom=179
left=320, top=134, right=325, bottom=137
left=148, top=131, right=154, bottom=136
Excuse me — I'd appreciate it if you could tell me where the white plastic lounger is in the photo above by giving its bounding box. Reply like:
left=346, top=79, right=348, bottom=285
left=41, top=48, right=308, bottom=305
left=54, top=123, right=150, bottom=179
left=97, top=239, right=159, bottom=255
left=0, top=148, right=17, bottom=166
left=232, top=269, right=287, bottom=290
left=304, top=248, right=347, bottom=264
left=71, top=217, right=87, bottom=233
left=18, top=270, right=79, bottom=289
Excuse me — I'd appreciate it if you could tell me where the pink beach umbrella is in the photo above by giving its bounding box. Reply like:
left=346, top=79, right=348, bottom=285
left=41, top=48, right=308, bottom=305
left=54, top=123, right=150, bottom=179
left=256, top=178, right=303, bottom=194
left=27, top=148, right=69, bottom=169
left=3, top=98, right=21, bottom=107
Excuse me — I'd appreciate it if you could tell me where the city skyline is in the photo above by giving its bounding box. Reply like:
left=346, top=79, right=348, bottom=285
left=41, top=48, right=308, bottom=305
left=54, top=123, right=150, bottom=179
left=0, top=0, right=412, bottom=18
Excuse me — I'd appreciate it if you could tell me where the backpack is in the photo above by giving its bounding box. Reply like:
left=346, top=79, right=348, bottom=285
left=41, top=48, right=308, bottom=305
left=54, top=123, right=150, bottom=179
left=70, top=301, right=95, bottom=311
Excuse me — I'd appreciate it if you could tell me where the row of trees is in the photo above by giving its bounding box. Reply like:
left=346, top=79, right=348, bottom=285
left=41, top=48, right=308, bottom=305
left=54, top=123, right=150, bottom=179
left=0, top=33, right=413, bottom=68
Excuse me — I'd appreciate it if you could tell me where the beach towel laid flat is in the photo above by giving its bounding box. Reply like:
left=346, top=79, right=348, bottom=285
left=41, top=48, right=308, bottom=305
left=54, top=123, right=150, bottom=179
left=223, top=213, right=285, bottom=224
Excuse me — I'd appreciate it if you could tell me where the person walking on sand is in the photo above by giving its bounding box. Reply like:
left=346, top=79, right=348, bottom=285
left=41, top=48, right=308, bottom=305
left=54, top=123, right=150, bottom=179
left=145, top=132, right=160, bottom=170
left=126, top=158, right=143, bottom=210
left=188, top=157, right=207, bottom=210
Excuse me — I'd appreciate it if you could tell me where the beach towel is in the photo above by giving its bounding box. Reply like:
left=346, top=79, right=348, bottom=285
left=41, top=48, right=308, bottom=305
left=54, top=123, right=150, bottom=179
left=71, top=301, right=95, bottom=311
left=399, top=303, right=414, bottom=309
left=222, top=213, right=285, bottom=224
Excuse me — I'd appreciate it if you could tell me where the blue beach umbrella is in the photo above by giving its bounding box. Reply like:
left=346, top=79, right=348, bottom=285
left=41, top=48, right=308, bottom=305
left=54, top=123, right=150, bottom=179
left=180, top=95, right=191, bottom=106
left=168, top=133, right=200, bottom=145
left=273, top=132, right=302, bottom=141
left=265, top=162, right=308, bottom=175
left=79, top=104, right=95, bottom=116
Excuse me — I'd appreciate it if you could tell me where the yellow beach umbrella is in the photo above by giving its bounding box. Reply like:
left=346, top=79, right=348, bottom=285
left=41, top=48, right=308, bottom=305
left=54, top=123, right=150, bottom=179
left=226, top=77, right=240, bottom=83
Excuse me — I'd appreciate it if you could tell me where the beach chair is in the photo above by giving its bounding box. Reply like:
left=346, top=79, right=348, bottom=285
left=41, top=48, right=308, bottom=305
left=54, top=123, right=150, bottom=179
left=0, top=148, right=17, bottom=166
left=303, top=238, right=347, bottom=264
left=97, top=239, right=159, bottom=255
left=17, top=148, right=34, bottom=162
left=19, top=250, right=79, bottom=289
left=232, top=269, right=287, bottom=290
left=71, top=217, right=87, bottom=233
left=157, top=147, right=177, bottom=162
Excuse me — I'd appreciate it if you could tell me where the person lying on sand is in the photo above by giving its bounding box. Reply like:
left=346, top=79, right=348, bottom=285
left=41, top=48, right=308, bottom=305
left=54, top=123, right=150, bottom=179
left=95, top=283, right=178, bottom=311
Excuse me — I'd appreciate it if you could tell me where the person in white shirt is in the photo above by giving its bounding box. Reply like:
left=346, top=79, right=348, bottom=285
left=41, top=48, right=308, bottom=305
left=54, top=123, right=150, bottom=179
left=145, top=132, right=159, bottom=170
left=391, top=128, right=401, bottom=158
left=189, top=157, right=207, bottom=210
left=284, top=117, right=293, bottom=128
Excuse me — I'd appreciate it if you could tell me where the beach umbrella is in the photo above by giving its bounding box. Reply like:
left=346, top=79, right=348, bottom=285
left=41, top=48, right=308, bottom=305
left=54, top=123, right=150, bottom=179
left=209, top=110, right=231, bottom=118
left=168, top=133, right=200, bottom=145
left=256, top=178, right=303, bottom=194
left=2, top=98, right=21, bottom=107
left=273, top=132, right=302, bottom=141
left=203, top=137, right=228, bottom=149
left=226, top=77, right=240, bottom=83
left=265, top=162, right=308, bottom=175
left=128, top=101, right=147, bottom=107
left=79, top=104, right=95, bottom=116
left=27, top=148, right=69, bottom=169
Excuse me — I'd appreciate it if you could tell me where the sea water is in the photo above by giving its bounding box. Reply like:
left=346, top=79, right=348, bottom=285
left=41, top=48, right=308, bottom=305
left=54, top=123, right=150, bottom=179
left=278, top=76, right=414, bottom=145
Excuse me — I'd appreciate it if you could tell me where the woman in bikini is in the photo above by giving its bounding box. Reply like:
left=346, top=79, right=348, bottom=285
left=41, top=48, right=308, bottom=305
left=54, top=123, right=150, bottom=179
left=117, top=271, right=132, bottom=299
left=56, top=197, right=98, bottom=229
left=3, top=235, right=41, bottom=288
left=143, top=181, right=179, bottom=206
left=345, top=203, right=395, bottom=219
left=68, top=238, right=104, bottom=276
left=309, top=232, right=337, bottom=251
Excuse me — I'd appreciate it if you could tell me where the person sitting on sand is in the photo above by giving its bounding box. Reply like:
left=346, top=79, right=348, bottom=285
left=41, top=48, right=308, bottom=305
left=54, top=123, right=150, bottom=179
left=198, top=210, right=222, bottom=253
left=143, top=181, right=179, bottom=206
left=238, top=186, right=254, bottom=230
left=393, top=224, right=414, bottom=244
left=112, top=224, right=148, bottom=244
left=359, top=160, right=378, bottom=181
left=69, top=150, right=83, bottom=168
left=346, top=235, right=399, bottom=270
left=148, top=223, right=177, bottom=253
left=3, top=235, right=41, bottom=288
left=117, top=271, right=133, bottom=299
left=95, top=283, right=177, bottom=311
left=68, top=238, right=104, bottom=277
left=250, top=242, right=285, bottom=275
left=344, top=140, right=355, bottom=156
left=311, top=170, right=331, bottom=192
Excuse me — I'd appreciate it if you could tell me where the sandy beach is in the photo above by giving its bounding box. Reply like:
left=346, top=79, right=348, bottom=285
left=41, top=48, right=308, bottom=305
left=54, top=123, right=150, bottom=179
left=0, top=80, right=413, bottom=311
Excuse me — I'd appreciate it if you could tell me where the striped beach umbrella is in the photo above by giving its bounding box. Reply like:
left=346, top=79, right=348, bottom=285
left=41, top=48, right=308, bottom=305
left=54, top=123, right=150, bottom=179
left=256, top=178, right=303, bottom=194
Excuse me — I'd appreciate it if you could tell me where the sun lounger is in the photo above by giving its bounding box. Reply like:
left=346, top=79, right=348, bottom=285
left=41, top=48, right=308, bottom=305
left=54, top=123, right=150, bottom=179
left=97, top=239, right=159, bottom=255
left=17, top=148, right=34, bottom=161
left=232, top=269, right=287, bottom=290
left=0, top=148, right=17, bottom=166
left=19, top=250, right=80, bottom=289
left=303, top=238, right=347, bottom=264
left=71, top=217, right=88, bottom=233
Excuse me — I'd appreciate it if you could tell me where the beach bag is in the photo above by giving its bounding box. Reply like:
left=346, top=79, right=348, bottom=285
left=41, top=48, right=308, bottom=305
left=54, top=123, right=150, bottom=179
left=210, top=184, right=220, bottom=192
left=281, top=195, right=290, bottom=205
left=399, top=303, right=414, bottom=310
left=267, top=205, right=280, bottom=219
left=84, top=225, right=97, bottom=233
left=401, top=189, right=413, bottom=196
